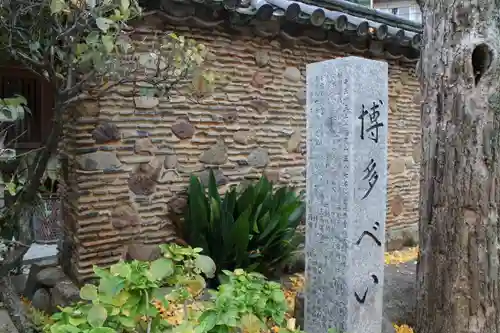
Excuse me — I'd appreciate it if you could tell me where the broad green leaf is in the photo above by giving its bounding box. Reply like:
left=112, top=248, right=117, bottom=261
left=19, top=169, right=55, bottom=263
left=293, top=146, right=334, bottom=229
left=240, top=313, right=264, bottom=333
left=217, top=309, right=238, bottom=327
left=110, top=261, right=131, bottom=279
left=120, top=0, right=130, bottom=11
left=271, top=289, right=286, bottom=303
left=80, top=284, right=98, bottom=301
left=89, top=328, right=117, bottom=333
left=87, top=304, right=107, bottom=327
left=50, top=0, right=66, bottom=14
left=111, top=290, right=130, bottom=306
left=68, top=315, right=87, bottom=326
left=148, top=258, right=174, bottom=280
left=118, top=315, right=136, bottom=328
left=53, top=324, right=80, bottom=333
left=86, top=31, right=100, bottom=45
left=183, top=274, right=206, bottom=296
left=98, top=276, right=125, bottom=296
left=101, top=35, right=114, bottom=53
left=288, top=203, right=305, bottom=228
left=96, top=17, right=113, bottom=33
left=232, top=207, right=251, bottom=266
left=195, top=254, right=216, bottom=278
left=195, top=310, right=218, bottom=333
left=76, top=43, right=89, bottom=56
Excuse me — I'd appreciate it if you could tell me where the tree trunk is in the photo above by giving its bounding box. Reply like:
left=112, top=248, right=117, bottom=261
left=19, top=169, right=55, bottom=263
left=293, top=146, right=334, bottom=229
left=0, top=276, right=34, bottom=333
left=416, top=1, right=500, bottom=333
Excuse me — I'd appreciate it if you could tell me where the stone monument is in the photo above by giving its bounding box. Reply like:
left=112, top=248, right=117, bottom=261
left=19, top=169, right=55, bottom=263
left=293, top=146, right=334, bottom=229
left=304, top=56, right=388, bottom=333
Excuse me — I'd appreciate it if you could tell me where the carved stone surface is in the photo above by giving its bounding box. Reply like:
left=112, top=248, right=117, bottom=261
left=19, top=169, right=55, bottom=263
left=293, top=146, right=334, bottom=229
left=247, top=148, right=269, bottom=168
left=295, top=263, right=417, bottom=332
left=305, top=57, right=388, bottom=333
left=92, top=122, right=121, bottom=143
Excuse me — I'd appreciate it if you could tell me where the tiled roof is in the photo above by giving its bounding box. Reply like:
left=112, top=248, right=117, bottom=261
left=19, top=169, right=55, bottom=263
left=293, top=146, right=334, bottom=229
left=142, top=0, right=422, bottom=62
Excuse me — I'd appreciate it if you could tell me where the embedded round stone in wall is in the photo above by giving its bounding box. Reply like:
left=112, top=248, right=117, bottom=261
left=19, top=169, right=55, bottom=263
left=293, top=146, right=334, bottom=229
left=76, top=152, right=121, bottom=171
left=287, top=130, right=302, bottom=153
left=199, top=140, right=228, bottom=165
left=400, top=71, right=410, bottom=84
left=247, top=148, right=269, bottom=168
left=233, top=130, right=255, bottom=145
left=127, top=243, right=161, bottom=261
left=404, top=157, right=415, bottom=169
left=164, top=154, right=178, bottom=169
left=284, top=67, right=301, bottom=82
left=389, top=100, right=398, bottom=113
left=77, top=101, right=100, bottom=117
left=195, top=169, right=229, bottom=187
left=138, top=157, right=163, bottom=180
left=168, top=196, right=187, bottom=214
left=296, top=88, right=306, bottom=106
left=111, top=204, right=140, bottom=229
left=389, top=158, right=406, bottom=174
left=264, top=170, right=280, bottom=183
left=412, top=92, right=422, bottom=105
left=134, top=96, right=159, bottom=109
left=249, top=99, right=269, bottom=114
left=391, top=195, right=405, bottom=217
left=393, top=81, right=404, bottom=94
left=254, top=50, right=270, bottom=67
left=172, top=118, right=195, bottom=139
left=223, top=111, right=238, bottom=123
left=412, top=142, right=421, bottom=162
left=135, top=138, right=157, bottom=155
left=92, top=122, right=121, bottom=144
left=128, top=173, right=157, bottom=196
left=251, top=71, right=266, bottom=88
left=404, top=134, right=412, bottom=144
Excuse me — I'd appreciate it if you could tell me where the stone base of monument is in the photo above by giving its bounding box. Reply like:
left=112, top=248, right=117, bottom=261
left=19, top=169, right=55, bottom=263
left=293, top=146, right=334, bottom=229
left=294, top=261, right=416, bottom=333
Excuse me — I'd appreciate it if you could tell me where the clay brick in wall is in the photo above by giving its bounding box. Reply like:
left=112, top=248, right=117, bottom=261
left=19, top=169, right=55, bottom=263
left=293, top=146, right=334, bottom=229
left=60, top=23, right=421, bottom=282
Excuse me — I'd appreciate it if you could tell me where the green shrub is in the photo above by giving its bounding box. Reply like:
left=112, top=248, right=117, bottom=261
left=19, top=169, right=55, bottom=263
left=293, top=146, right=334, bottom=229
left=183, top=170, right=305, bottom=279
left=42, top=244, right=295, bottom=333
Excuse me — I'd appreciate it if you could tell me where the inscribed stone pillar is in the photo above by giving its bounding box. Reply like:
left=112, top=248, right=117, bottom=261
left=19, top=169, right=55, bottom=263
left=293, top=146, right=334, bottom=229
left=304, top=56, right=389, bottom=333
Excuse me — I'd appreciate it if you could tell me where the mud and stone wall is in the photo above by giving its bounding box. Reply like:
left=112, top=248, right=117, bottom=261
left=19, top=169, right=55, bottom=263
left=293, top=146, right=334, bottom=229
left=59, top=21, right=421, bottom=283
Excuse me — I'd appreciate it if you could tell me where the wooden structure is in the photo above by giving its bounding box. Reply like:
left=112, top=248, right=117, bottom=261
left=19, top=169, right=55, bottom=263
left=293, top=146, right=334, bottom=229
left=0, top=65, right=53, bottom=150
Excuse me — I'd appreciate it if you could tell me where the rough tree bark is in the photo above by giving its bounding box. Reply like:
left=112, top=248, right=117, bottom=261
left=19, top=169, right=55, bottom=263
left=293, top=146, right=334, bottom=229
left=416, top=1, right=500, bottom=333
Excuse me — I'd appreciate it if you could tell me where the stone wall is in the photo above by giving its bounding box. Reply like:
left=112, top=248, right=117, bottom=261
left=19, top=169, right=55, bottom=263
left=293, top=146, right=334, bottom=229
left=59, top=21, right=421, bottom=282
